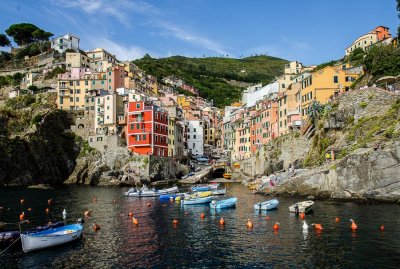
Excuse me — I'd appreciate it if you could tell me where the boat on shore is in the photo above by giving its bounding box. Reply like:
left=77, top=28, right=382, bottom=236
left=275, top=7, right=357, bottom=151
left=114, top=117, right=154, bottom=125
left=254, top=199, right=279, bottom=211
left=222, top=173, right=231, bottom=179
left=288, top=200, right=315, bottom=213
left=210, top=197, right=237, bottom=209
left=181, top=196, right=213, bottom=205
left=21, top=222, right=83, bottom=253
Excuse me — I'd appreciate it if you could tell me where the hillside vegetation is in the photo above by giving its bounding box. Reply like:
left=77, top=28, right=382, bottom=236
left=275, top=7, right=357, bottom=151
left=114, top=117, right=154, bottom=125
left=133, top=55, right=288, bottom=107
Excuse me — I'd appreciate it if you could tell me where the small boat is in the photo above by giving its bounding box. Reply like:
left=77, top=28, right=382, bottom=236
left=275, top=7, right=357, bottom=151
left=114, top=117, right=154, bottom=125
left=0, top=221, right=65, bottom=250
left=222, top=173, right=231, bottom=179
left=128, top=185, right=178, bottom=197
left=21, top=222, right=83, bottom=253
left=254, top=199, right=279, bottom=211
left=159, top=193, right=185, bottom=201
left=124, top=187, right=137, bottom=196
left=210, top=197, right=237, bottom=209
left=212, top=188, right=226, bottom=195
left=289, top=200, right=315, bottom=214
left=181, top=196, right=213, bottom=205
left=190, top=183, right=219, bottom=192
left=193, top=191, right=213, bottom=198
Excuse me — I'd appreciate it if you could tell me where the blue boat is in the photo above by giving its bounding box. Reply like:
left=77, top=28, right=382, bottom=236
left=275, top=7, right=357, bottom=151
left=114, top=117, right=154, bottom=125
left=181, top=196, right=213, bottom=205
left=254, top=199, right=279, bottom=211
left=159, top=193, right=185, bottom=201
left=191, top=186, right=210, bottom=192
left=210, top=197, right=238, bottom=209
left=21, top=223, right=83, bottom=253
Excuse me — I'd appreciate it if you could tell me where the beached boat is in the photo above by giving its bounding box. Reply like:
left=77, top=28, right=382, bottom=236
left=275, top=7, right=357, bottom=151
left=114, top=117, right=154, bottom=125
left=210, top=197, right=237, bottom=209
left=222, top=173, right=231, bottom=179
left=254, top=199, right=279, bottom=211
left=212, top=188, right=226, bottom=195
left=288, top=200, right=315, bottom=213
left=21, top=223, right=83, bottom=253
left=181, top=196, right=213, bottom=205
left=157, top=186, right=179, bottom=194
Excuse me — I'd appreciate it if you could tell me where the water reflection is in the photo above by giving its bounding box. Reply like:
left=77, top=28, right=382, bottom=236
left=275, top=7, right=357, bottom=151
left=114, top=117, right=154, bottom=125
left=0, top=185, right=400, bottom=268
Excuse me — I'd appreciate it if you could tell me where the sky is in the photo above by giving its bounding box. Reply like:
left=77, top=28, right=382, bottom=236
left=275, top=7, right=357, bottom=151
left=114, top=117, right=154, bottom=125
left=0, top=0, right=398, bottom=65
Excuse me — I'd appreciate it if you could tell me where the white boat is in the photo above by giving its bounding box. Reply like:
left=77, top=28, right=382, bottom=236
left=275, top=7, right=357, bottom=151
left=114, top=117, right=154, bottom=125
left=127, top=185, right=179, bottom=197
left=124, top=187, right=137, bottom=196
left=21, top=223, right=83, bottom=253
left=212, top=188, right=226, bottom=195
left=288, top=200, right=315, bottom=213
left=254, top=199, right=279, bottom=211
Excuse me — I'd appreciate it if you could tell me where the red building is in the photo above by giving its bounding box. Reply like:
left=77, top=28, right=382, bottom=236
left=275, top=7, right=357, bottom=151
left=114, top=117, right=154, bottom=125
left=126, top=101, right=168, bottom=157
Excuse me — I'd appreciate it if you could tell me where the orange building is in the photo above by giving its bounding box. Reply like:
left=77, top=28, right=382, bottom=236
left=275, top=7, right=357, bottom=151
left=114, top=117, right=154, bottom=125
left=107, top=65, right=126, bottom=92
left=126, top=101, right=168, bottom=157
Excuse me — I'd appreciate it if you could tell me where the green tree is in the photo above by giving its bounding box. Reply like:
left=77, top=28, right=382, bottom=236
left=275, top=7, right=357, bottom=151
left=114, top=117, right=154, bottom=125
left=32, top=29, right=53, bottom=53
left=5, top=23, right=39, bottom=46
left=307, top=101, right=324, bottom=126
left=0, top=34, right=11, bottom=47
left=12, top=72, right=24, bottom=86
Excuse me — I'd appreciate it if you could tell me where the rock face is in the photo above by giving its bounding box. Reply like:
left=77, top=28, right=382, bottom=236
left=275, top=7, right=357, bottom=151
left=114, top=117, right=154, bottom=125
left=0, top=110, right=79, bottom=186
left=269, top=142, right=400, bottom=202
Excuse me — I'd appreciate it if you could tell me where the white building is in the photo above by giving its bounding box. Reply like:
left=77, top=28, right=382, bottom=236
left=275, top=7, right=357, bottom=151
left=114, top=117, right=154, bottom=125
left=94, top=93, right=124, bottom=135
left=242, top=82, right=279, bottom=108
left=51, top=33, right=80, bottom=53
left=187, top=120, right=204, bottom=156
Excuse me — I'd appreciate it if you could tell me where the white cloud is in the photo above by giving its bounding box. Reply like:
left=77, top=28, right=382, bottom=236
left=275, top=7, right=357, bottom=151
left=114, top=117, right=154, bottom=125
left=87, top=36, right=149, bottom=60
left=156, top=22, right=229, bottom=56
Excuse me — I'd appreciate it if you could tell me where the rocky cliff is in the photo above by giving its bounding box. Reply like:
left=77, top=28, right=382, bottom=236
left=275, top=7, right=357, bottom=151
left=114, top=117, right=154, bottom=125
left=237, top=88, right=400, bottom=202
left=0, top=94, right=79, bottom=186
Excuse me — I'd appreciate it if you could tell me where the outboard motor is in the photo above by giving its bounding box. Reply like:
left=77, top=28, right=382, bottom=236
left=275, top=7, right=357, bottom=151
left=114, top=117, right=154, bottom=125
left=77, top=218, right=85, bottom=224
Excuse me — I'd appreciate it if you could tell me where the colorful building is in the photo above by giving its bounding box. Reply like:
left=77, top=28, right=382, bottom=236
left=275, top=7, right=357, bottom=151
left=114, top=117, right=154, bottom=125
left=126, top=101, right=168, bottom=157
left=345, top=26, right=392, bottom=55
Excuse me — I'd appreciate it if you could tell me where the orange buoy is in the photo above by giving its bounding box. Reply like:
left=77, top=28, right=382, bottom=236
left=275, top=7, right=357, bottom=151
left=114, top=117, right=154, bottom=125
left=350, top=219, right=357, bottom=231
left=48, top=199, right=53, bottom=205
left=312, top=223, right=323, bottom=230
left=45, top=208, right=50, bottom=214
left=335, top=217, right=340, bottom=223
left=132, top=217, right=138, bottom=225
left=128, top=212, right=133, bottom=217
left=200, top=213, right=205, bottom=219
left=93, top=223, right=100, bottom=231
left=265, top=216, right=270, bottom=220
left=247, top=219, right=253, bottom=229
left=19, top=212, right=25, bottom=221
left=380, top=225, right=385, bottom=231
left=299, top=212, right=305, bottom=219
left=20, top=199, right=25, bottom=205
left=219, top=217, right=225, bottom=225
left=273, top=222, right=280, bottom=231
left=84, top=210, right=92, bottom=217
left=173, top=218, right=179, bottom=225
left=28, top=208, right=32, bottom=212
left=147, top=203, right=151, bottom=207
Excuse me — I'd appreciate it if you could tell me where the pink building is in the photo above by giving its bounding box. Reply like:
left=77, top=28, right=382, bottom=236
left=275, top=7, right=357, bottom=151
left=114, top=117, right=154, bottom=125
left=107, top=65, right=126, bottom=92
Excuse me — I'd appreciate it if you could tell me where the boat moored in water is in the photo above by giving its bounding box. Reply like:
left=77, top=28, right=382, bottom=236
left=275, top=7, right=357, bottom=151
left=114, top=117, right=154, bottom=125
left=21, top=222, right=83, bottom=253
left=210, top=197, right=237, bottom=209
left=288, top=200, right=315, bottom=214
left=181, top=196, right=213, bottom=205
left=254, top=199, right=279, bottom=211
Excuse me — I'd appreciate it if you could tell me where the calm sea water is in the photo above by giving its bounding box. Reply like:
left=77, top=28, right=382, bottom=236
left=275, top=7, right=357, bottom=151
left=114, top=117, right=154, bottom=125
left=0, top=183, right=399, bottom=269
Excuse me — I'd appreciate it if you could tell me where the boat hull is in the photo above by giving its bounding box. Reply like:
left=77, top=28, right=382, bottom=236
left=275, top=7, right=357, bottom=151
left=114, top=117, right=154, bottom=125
left=210, top=197, right=237, bottom=209
left=181, top=196, right=213, bottom=205
left=288, top=200, right=315, bottom=213
left=21, top=224, right=83, bottom=253
left=254, top=199, right=279, bottom=211
left=212, top=188, right=226, bottom=195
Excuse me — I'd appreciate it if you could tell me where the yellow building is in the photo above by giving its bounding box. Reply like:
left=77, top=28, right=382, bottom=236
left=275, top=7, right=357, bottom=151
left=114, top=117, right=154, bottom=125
left=300, top=65, right=358, bottom=120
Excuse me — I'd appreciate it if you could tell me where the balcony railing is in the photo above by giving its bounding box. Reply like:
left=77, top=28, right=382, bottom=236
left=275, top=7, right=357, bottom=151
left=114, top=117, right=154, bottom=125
left=287, top=109, right=300, bottom=116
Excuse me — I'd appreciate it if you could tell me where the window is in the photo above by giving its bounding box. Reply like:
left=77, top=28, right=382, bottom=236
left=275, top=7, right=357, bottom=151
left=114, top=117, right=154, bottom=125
left=59, top=46, right=63, bottom=50
left=130, top=124, right=134, bottom=130
left=70, top=97, right=73, bottom=102
left=85, top=81, right=88, bottom=86
left=282, top=83, right=285, bottom=88
left=76, top=81, right=80, bottom=86
left=136, top=135, right=140, bottom=141
left=69, top=81, right=73, bottom=86
left=76, top=97, right=79, bottom=102
left=188, top=135, right=190, bottom=139
left=97, top=136, right=102, bottom=142
left=194, top=128, right=196, bottom=132
left=59, top=97, right=63, bottom=104
left=143, top=134, right=146, bottom=140
left=136, top=123, right=140, bottom=129
left=76, top=89, right=80, bottom=94
left=106, top=116, right=109, bottom=119
left=193, top=143, right=195, bottom=149
left=101, top=81, right=104, bottom=85
left=107, top=106, right=110, bottom=110
left=333, top=76, right=338, bottom=83
left=107, top=96, right=110, bottom=100
left=194, top=135, right=196, bottom=139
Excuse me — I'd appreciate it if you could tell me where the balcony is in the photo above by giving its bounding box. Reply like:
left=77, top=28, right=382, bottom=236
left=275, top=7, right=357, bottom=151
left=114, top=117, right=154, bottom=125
left=287, top=109, right=300, bottom=116
left=118, top=116, right=126, bottom=125
left=291, top=120, right=302, bottom=127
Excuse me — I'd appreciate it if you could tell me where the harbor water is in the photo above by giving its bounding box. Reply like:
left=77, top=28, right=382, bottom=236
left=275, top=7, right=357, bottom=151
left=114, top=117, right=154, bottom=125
left=1, top=183, right=400, bottom=268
